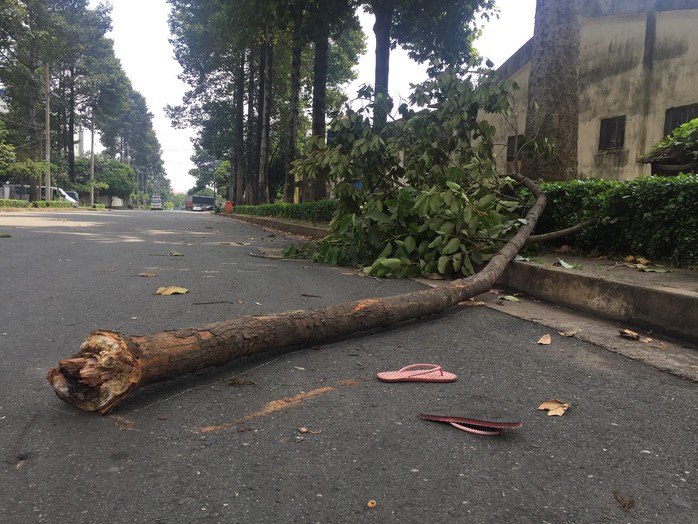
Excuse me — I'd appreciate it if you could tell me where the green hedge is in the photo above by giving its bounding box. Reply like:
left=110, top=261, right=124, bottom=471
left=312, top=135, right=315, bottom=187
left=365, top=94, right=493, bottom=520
left=32, top=200, right=75, bottom=208
left=0, top=199, right=75, bottom=208
left=232, top=199, right=337, bottom=223
left=0, top=199, right=32, bottom=208
left=232, top=175, right=697, bottom=266
left=534, top=174, right=698, bottom=266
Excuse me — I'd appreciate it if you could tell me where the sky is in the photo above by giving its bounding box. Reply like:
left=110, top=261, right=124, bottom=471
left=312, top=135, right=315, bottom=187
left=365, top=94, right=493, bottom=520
left=96, top=0, right=536, bottom=193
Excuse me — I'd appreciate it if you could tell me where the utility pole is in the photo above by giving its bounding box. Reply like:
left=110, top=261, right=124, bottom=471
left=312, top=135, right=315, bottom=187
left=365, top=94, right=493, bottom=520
left=44, top=63, right=51, bottom=202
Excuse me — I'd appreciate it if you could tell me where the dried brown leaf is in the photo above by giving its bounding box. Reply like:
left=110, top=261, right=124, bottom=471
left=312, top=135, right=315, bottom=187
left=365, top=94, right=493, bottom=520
left=460, top=299, right=485, bottom=307
left=558, top=329, right=579, bottom=337
left=619, top=329, right=640, bottom=340
left=538, top=399, right=571, bottom=416
left=139, top=272, right=158, bottom=277
left=537, top=334, right=552, bottom=345
left=155, top=286, right=189, bottom=296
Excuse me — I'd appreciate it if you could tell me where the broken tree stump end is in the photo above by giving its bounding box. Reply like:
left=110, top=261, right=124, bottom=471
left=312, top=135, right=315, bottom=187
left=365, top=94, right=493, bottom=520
left=46, top=330, right=141, bottom=413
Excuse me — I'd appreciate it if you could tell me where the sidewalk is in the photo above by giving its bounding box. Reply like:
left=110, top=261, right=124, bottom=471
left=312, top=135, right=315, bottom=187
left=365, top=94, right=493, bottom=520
left=229, top=214, right=698, bottom=345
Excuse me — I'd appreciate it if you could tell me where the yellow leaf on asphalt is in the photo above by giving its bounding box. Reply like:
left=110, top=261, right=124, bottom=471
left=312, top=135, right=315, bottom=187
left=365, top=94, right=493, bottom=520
left=538, top=334, right=552, bottom=345
left=538, top=399, right=571, bottom=416
left=619, top=329, right=640, bottom=340
left=460, top=299, right=486, bottom=307
left=139, top=272, right=158, bottom=277
left=155, top=286, right=189, bottom=296
left=624, top=255, right=635, bottom=262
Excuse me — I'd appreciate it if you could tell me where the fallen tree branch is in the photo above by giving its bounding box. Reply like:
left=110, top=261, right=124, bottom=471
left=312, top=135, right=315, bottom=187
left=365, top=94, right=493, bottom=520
left=46, top=174, right=547, bottom=413
left=526, top=218, right=597, bottom=244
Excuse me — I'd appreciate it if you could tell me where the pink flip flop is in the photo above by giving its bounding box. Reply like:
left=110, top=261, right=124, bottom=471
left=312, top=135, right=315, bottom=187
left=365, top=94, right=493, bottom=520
left=376, top=364, right=457, bottom=383
left=419, top=413, right=522, bottom=436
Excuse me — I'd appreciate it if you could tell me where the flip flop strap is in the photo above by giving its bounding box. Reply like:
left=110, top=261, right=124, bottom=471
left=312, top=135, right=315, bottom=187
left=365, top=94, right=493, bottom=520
left=398, top=364, right=443, bottom=376
left=449, top=422, right=502, bottom=436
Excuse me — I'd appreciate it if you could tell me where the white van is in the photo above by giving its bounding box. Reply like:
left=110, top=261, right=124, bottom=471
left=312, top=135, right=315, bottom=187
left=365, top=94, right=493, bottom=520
left=57, top=188, right=79, bottom=207
left=150, top=196, right=163, bottom=210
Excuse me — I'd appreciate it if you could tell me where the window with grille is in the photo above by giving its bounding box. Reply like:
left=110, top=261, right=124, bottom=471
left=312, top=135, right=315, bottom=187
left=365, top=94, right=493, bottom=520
left=598, top=116, right=626, bottom=150
left=664, top=104, right=698, bottom=135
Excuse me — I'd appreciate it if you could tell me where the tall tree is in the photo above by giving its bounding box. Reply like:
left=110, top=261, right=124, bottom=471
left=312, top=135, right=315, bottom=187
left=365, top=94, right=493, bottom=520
left=365, top=0, right=495, bottom=127
left=521, top=0, right=581, bottom=181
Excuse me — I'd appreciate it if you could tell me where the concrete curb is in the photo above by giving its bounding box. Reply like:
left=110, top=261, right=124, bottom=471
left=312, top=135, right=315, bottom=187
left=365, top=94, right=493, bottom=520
left=227, top=214, right=327, bottom=238
left=497, top=262, right=698, bottom=344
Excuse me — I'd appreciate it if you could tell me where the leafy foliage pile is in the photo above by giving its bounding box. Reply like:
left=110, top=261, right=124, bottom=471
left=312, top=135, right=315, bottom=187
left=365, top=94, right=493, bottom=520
left=286, top=69, right=527, bottom=277
left=533, top=174, right=698, bottom=266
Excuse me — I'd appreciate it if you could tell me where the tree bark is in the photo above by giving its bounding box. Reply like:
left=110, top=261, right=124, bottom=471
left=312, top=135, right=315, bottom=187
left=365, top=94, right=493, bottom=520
left=284, top=5, right=304, bottom=204
left=310, top=22, right=329, bottom=201
left=46, top=174, right=547, bottom=413
left=247, top=47, right=257, bottom=205
left=521, top=0, right=581, bottom=181
left=371, top=0, right=394, bottom=129
left=68, top=67, right=76, bottom=181
left=234, top=53, right=246, bottom=205
left=258, top=42, right=273, bottom=204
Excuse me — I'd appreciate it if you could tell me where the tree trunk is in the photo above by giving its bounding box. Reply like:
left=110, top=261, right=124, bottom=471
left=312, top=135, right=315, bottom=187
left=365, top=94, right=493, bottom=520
left=371, top=0, right=394, bottom=128
left=28, top=52, right=39, bottom=202
left=46, top=174, right=547, bottom=413
left=310, top=23, right=329, bottom=201
left=68, top=67, right=76, bottom=181
left=246, top=48, right=256, bottom=205
left=234, top=53, right=246, bottom=205
left=284, top=5, right=304, bottom=204
left=258, top=42, right=273, bottom=204
left=521, top=0, right=581, bottom=181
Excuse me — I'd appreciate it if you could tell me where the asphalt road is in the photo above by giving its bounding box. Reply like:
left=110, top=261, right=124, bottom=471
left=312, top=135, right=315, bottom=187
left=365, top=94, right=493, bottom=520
left=0, top=210, right=696, bottom=523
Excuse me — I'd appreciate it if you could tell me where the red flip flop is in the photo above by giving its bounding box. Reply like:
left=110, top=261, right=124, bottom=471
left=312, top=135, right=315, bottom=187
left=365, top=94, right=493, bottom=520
left=420, top=414, right=522, bottom=436
left=377, top=364, right=457, bottom=383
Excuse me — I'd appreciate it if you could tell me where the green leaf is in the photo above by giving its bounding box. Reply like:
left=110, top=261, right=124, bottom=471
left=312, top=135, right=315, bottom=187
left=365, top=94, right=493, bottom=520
left=378, top=257, right=403, bottom=269
left=502, top=295, right=520, bottom=302
left=429, top=194, right=442, bottom=214
left=364, top=209, right=391, bottom=224
left=446, top=181, right=461, bottom=191
left=378, top=242, right=393, bottom=259
left=437, top=255, right=450, bottom=274
left=427, top=236, right=443, bottom=249
left=436, top=221, right=456, bottom=236
left=452, top=253, right=463, bottom=272
left=404, top=235, right=416, bottom=254
left=441, top=237, right=461, bottom=255
left=478, top=193, right=497, bottom=208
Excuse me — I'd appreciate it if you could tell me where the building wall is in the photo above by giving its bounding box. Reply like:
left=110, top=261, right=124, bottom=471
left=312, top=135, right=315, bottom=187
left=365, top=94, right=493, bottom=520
left=578, top=14, right=647, bottom=180
left=491, top=3, right=698, bottom=180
